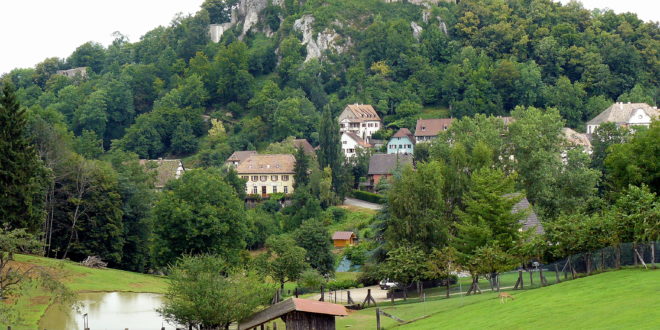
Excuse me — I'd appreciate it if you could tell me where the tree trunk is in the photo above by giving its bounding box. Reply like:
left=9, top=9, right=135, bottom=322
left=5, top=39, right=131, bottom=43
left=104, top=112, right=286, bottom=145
left=446, top=277, right=451, bottom=298
left=403, top=285, right=407, bottom=301
left=496, top=273, right=500, bottom=292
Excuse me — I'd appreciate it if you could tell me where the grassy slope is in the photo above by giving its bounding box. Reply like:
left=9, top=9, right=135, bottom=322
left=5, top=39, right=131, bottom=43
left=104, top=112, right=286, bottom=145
left=9, top=254, right=167, bottom=327
left=338, top=269, right=659, bottom=330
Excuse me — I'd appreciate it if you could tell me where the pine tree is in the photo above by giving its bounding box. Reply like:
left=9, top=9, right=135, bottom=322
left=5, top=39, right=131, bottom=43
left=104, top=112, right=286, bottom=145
left=0, top=83, right=45, bottom=232
left=293, top=146, right=309, bottom=189
left=317, top=107, right=349, bottom=201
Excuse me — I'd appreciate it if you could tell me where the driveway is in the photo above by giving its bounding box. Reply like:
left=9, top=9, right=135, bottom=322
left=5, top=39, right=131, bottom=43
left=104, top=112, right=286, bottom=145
left=344, top=197, right=383, bottom=210
left=309, top=285, right=389, bottom=304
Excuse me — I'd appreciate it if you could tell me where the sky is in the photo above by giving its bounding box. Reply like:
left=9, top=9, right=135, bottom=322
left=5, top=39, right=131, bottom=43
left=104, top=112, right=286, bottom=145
left=0, top=0, right=658, bottom=76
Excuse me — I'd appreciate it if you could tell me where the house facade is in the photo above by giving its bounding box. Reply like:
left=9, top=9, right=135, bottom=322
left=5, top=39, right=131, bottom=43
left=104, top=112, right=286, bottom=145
left=365, top=153, right=413, bottom=191
left=56, top=67, right=88, bottom=79
left=586, top=102, right=658, bottom=134
left=338, top=104, right=381, bottom=142
left=332, top=231, right=357, bottom=248
left=414, top=118, right=454, bottom=142
left=236, top=154, right=296, bottom=197
left=341, top=132, right=372, bottom=159
left=387, top=128, right=415, bottom=154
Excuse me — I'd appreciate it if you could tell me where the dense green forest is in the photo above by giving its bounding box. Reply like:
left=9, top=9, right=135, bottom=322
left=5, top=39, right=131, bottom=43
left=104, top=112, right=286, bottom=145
left=1, top=1, right=659, bottom=326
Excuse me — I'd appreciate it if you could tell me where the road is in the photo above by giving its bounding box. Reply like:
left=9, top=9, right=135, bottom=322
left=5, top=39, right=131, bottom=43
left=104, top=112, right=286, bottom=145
left=344, top=197, right=383, bottom=210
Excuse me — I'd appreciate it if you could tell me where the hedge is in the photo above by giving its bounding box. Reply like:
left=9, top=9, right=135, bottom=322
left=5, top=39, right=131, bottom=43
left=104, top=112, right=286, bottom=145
left=352, top=190, right=385, bottom=204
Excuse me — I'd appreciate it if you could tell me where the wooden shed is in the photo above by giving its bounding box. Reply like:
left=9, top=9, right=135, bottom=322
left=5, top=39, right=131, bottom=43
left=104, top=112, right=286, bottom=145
left=239, top=298, right=348, bottom=330
left=332, top=231, right=357, bottom=248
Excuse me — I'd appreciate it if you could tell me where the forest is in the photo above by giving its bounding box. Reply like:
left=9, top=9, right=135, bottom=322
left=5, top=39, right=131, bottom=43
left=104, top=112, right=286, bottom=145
left=1, top=0, right=659, bottom=327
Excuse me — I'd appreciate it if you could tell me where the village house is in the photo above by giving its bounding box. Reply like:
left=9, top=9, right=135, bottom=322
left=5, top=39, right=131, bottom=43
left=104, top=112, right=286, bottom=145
left=332, top=231, right=357, bottom=248
left=414, top=118, right=454, bottom=142
left=139, top=159, right=185, bottom=190
left=365, top=153, right=413, bottom=191
left=56, top=67, right=88, bottom=79
left=338, top=104, right=381, bottom=142
left=387, top=128, right=415, bottom=155
left=341, top=131, right=372, bottom=159
left=586, top=102, right=658, bottom=134
left=292, top=138, right=316, bottom=156
left=236, top=154, right=296, bottom=197
left=562, top=127, right=592, bottom=155
left=225, top=150, right=258, bottom=167
left=508, top=194, right=544, bottom=235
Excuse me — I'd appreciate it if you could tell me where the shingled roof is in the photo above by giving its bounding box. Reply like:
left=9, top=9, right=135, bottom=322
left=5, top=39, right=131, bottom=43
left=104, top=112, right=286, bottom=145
left=562, top=128, right=591, bottom=149
left=587, top=102, right=658, bottom=125
left=226, top=150, right=258, bottom=164
left=509, top=195, right=544, bottom=235
left=344, top=132, right=372, bottom=148
left=236, top=154, right=295, bottom=174
left=239, top=298, right=347, bottom=330
left=139, top=159, right=185, bottom=189
left=343, top=104, right=381, bottom=121
left=332, top=231, right=355, bottom=240
left=368, top=153, right=413, bottom=175
left=293, top=139, right=316, bottom=155
left=415, top=118, right=454, bottom=137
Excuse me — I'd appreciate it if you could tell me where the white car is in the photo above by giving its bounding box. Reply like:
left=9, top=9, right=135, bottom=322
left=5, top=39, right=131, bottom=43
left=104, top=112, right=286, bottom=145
left=379, top=279, right=399, bottom=290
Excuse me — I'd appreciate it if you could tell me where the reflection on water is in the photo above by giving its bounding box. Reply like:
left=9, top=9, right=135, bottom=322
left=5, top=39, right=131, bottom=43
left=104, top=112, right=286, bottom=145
left=39, top=292, right=178, bottom=330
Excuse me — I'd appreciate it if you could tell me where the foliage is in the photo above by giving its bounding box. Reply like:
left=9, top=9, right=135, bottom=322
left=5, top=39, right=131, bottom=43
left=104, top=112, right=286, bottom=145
left=294, top=219, right=335, bottom=276
left=0, top=83, right=46, bottom=232
left=152, top=168, right=247, bottom=268
left=158, top=254, right=273, bottom=329
left=352, top=190, right=385, bottom=204
left=261, top=235, right=308, bottom=289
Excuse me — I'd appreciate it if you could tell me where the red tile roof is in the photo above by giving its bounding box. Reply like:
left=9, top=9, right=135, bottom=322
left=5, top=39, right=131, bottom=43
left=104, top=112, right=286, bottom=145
left=343, top=104, right=381, bottom=121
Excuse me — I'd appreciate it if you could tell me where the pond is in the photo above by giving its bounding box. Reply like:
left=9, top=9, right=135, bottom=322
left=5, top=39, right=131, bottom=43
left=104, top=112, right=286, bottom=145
left=39, top=292, right=179, bottom=330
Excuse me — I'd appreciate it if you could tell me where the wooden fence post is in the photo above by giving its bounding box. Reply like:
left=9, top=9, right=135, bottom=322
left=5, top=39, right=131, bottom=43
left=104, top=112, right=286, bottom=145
left=319, top=286, right=324, bottom=302
left=376, top=308, right=381, bottom=330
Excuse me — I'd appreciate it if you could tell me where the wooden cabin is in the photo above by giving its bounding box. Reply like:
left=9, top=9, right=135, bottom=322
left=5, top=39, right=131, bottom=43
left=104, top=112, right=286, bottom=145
left=239, top=298, right=347, bottom=330
left=332, top=231, right=357, bottom=248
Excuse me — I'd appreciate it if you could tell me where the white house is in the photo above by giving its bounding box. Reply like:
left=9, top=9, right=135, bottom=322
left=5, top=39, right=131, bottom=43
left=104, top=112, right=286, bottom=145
left=338, top=104, right=381, bottom=142
left=341, top=132, right=372, bottom=159
left=586, top=102, right=658, bottom=134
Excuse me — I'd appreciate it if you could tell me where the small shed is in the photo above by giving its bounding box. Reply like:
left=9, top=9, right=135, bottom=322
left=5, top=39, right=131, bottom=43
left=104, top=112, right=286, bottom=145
left=239, top=298, right=348, bottom=330
left=332, top=231, right=357, bottom=248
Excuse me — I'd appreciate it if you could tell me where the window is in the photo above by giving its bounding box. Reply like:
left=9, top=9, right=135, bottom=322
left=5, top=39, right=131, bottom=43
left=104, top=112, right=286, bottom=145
left=273, top=186, right=278, bottom=193
left=422, top=126, right=426, bottom=131
left=241, top=176, right=249, bottom=181
left=399, top=144, right=403, bottom=148
left=284, top=186, right=288, bottom=194
left=340, top=124, right=345, bottom=128
left=362, top=123, right=366, bottom=127
left=282, top=175, right=289, bottom=181
left=252, top=186, right=258, bottom=194
left=251, top=176, right=258, bottom=181
left=343, top=141, right=347, bottom=144
left=271, top=175, right=278, bottom=181
left=260, top=176, right=267, bottom=182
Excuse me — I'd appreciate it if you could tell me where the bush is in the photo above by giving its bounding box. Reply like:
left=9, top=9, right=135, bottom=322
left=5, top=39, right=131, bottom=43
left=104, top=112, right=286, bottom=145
left=343, top=244, right=367, bottom=265
left=326, top=279, right=359, bottom=291
left=356, top=263, right=382, bottom=286
left=327, top=206, right=347, bottom=222
left=352, top=190, right=385, bottom=204
left=297, top=269, right=324, bottom=290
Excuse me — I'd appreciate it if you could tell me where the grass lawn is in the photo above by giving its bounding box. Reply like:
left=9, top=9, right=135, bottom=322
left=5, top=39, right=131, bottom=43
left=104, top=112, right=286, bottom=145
left=6, top=254, right=168, bottom=327
left=419, top=106, right=450, bottom=119
left=338, top=269, right=659, bottom=329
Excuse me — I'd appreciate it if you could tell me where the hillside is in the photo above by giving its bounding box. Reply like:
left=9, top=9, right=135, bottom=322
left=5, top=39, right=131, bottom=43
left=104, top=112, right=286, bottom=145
left=337, top=269, right=660, bottom=329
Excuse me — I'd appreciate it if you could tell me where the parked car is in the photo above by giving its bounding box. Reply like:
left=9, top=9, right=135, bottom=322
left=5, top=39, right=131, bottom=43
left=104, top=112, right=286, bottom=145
left=379, top=278, right=399, bottom=290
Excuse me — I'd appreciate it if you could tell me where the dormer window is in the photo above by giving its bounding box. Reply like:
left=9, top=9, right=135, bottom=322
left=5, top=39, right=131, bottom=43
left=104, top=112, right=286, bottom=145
left=422, top=126, right=426, bottom=131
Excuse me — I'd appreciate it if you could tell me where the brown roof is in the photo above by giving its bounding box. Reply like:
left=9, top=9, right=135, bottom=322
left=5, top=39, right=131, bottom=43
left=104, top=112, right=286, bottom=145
left=139, top=159, right=185, bottom=189
left=226, top=150, right=257, bottom=163
left=562, top=128, right=591, bottom=149
left=587, top=102, right=658, bottom=125
left=392, top=127, right=413, bottom=138
left=293, top=139, right=315, bottom=155
left=344, top=104, right=381, bottom=121
left=344, top=132, right=372, bottom=148
left=332, top=231, right=355, bottom=240
left=415, top=118, right=454, bottom=137
left=236, top=154, right=295, bottom=174
left=368, top=153, right=413, bottom=175
left=239, top=298, right=347, bottom=329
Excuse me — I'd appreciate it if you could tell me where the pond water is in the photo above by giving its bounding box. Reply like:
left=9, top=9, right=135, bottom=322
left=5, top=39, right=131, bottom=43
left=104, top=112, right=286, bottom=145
left=39, top=292, right=179, bottom=330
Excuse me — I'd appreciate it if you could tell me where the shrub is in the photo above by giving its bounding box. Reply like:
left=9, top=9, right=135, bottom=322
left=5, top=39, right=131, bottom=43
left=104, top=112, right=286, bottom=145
left=327, top=206, right=347, bottom=222
left=326, top=279, right=359, bottom=291
left=352, top=190, right=385, bottom=204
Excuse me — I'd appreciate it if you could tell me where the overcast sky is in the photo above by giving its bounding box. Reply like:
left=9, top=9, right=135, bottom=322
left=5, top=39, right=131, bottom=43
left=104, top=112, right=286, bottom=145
left=0, top=0, right=657, bottom=76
